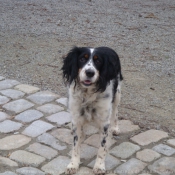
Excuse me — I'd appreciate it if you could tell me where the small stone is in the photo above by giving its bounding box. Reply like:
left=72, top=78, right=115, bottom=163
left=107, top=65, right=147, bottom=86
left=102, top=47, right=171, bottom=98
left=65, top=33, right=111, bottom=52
left=83, top=122, right=99, bottom=135
left=110, top=142, right=140, bottom=159
left=3, top=99, right=34, bottom=114
left=119, top=120, right=140, bottom=133
left=27, top=91, right=59, bottom=105
left=46, top=111, right=71, bottom=126
left=22, top=120, right=55, bottom=137
left=69, top=144, right=98, bottom=160
left=148, top=157, right=175, bottom=175
left=51, top=128, right=72, bottom=144
left=56, top=97, right=68, bottom=107
left=15, top=109, right=43, bottom=123
left=10, top=150, right=45, bottom=167
left=37, top=133, right=67, bottom=151
left=16, top=167, right=45, bottom=175
left=0, top=76, right=5, bottom=81
left=0, top=112, right=10, bottom=122
left=0, top=172, right=17, bottom=175
left=0, top=156, right=18, bottom=167
left=136, top=149, right=161, bottom=162
left=131, top=129, right=168, bottom=146
left=41, top=156, right=70, bottom=175
left=0, top=120, right=22, bottom=133
left=37, top=103, right=64, bottom=114
left=152, top=144, right=175, bottom=156
left=0, top=79, right=20, bottom=90
left=75, top=167, right=93, bottom=175
left=26, top=142, right=58, bottom=160
left=0, top=135, right=31, bottom=150
left=88, top=154, right=120, bottom=171
left=167, top=139, right=175, bottom=147
left=15, top=84, right=40, bottom=94
left=0, top=89, right=25, bottom=99
left=0, top=95, right=10, bottom=105
left=114, top=158, right=147, bottom=175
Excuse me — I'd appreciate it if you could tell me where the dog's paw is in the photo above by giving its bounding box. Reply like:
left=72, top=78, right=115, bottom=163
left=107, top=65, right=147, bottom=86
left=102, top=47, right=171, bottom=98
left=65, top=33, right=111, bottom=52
left=93, top=163, right=106, bottom=175
left=111, top=126, right=120, bottom=136
left=65, top=162, right=79, bottom=174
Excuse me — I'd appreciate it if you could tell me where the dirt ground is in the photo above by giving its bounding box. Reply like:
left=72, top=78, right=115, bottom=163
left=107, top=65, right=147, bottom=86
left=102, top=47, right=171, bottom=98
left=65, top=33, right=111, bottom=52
left=0, top=0, right=175, bottom=136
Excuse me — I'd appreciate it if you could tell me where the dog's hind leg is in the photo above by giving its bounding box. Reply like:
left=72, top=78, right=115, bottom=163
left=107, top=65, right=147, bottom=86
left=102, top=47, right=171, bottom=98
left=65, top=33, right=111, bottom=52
left=66, top=120, right=84, bottom=174
left=110, top=85, right=121, bottom=135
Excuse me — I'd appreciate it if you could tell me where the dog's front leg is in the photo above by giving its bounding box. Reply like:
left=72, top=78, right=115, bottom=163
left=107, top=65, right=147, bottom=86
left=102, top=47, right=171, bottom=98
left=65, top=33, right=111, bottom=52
left=93, top=122, right=110, bottom=175
left=66, top=121, right=83, bottom=174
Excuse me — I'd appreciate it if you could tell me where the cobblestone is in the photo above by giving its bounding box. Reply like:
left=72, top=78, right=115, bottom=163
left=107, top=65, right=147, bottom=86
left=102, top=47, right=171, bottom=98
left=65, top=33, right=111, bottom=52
left=0, top=76, right=5, bottom=81
left=22, top=120, right=55, bottom=137
left=152, top=144, right=175, bottom=156
left=0, top=135, right=31, bottom=150
left=0, top=95, right=10, bottom=105
left=37, top=103, right=64, bottom=114
left=27, top=91, right=59, bottom=105
left=119, top=120, right=140, bottom=133
left=0, top=112, right=10, bottom=122
left=167, top=139, right=175, bottom=147
left=130, top=129, right=168, bottom=146
left=56, top=97, right=68, bottom=107
left=16, top=167, right=45, bottom=175
left=0, top=79, right=20, bottom=90
left=0, top=172, right=17, bottom=175
left=3, top=99, right=34, bottom=114
left=15, top=109, right=43, bottom=123
left=0, top=89, right=25, bottom=99
left=10, top=150, right=46, bottom=167
left=0, top=120, right=22, bottom=133
left=0, top=156, right=18, bottom=167
left=15, top=84, right=40, bottom=94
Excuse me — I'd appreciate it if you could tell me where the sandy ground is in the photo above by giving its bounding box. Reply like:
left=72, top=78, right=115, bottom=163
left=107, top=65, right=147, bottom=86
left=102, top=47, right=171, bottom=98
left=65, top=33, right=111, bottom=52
left=0, top=0, right=175, bottom=136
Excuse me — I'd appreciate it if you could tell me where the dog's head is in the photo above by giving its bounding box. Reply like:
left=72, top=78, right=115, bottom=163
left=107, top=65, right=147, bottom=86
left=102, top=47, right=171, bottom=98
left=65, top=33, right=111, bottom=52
left=62, top=46, right=122, bottom=92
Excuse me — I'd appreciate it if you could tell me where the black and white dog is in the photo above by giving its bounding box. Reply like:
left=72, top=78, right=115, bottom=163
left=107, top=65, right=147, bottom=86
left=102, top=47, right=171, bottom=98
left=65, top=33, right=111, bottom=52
left=62, top=46, right=123, bottom=174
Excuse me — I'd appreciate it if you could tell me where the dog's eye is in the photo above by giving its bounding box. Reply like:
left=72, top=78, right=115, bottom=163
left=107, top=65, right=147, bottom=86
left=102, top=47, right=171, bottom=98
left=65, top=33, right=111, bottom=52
left=94, top=59, right=101, bottom=64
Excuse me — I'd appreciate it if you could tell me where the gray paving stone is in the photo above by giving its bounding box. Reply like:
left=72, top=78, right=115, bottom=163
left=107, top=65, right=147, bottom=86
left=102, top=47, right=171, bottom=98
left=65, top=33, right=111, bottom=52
left=0, top=76, right=5, bottom=81
left=136, top=149, right=161, bottom=162
left=27, top=91, right=59, bottom=105
left=51, top=128, right=72, bottom=145
left=16, top=167, right=45, bottom=175
left=131, top=129, right=168, bottom=146
left=0, top=172, right=17, bottom=175
left=46, top=111, right=71, bottom=126
left=0, top=134, right=31, bottom=150
left=56, top=97, right=68, bottom=107
left=37, top=133, right=67, bottom=151
left=83, top=122, right=99, bottom=135
left=26, top=142, right=58, bottom=160
left=22, top=120, right=55, bottom=137
left=15, top=109, right=43, bottom=123
left=0, top=79, right=20, bottom=90
left=114, top=158, right=147, bottom=175
left=167, top=139, right=175, bottom=147
left=0, top=89, right=25, bottom=99
left=0, top=156, right=18, bottom=167
left=15, top=84, right=40, bottom=94
left=0, top=120, right=22, bottom=133
left=41, top=156, right=70, bottom=175
left=10, top=150, right=45, bottom=167
left=88, top=154, right=121, bottom=171
left=37, top=103, right=64, bottom=114
left=152, top=144, right=175, bottom=156
left=75, top=167, right=93, bottom=175
left=110, top=142, right=140, bottom=159
left=119, top=120, right=140, bottom=133
left=0, top=95, right=10, bottom=105
left=3, top=99, right=34, bottom=114
left=0, top=112, right=10, bottom=122
left=69, top=144, right=98, bottom=160
left=148, top=157, right=175, bottom=175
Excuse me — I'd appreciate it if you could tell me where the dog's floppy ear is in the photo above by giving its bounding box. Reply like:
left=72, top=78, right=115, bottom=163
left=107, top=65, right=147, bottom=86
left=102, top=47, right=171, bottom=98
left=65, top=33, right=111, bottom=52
left=62, top=47, right=80, bottom=85
left=97, top=48, right=122, bottom=92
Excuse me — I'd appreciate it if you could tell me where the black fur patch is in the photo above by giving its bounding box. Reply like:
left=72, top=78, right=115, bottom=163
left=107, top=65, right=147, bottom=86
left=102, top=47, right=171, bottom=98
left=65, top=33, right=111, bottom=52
left=74, top=136, right=78, bottom=146
left=80, top=108, right=85, bottom=116
left=101, top=138, right=106, bottom=147
left=104, top=124, right=109, bottom=134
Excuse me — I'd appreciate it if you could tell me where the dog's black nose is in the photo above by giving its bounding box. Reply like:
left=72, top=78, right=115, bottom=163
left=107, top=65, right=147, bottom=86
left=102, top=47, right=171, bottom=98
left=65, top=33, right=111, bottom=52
left=85, top=69, right=95, bottom=78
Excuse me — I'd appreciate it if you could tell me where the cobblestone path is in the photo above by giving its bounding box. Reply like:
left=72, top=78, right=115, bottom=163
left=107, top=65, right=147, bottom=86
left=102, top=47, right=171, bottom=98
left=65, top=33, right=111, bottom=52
left=0, top=76, right=175, bottom=175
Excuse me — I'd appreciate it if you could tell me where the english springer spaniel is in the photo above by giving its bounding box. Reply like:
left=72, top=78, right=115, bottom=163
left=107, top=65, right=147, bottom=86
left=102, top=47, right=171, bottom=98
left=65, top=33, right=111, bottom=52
left=62, top=46, right=123, bottom=174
